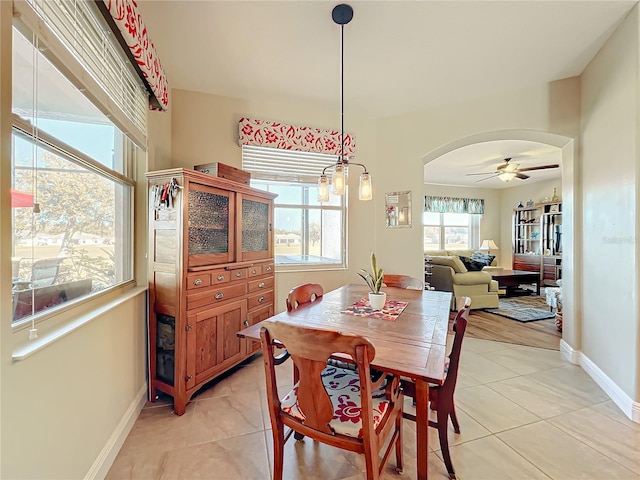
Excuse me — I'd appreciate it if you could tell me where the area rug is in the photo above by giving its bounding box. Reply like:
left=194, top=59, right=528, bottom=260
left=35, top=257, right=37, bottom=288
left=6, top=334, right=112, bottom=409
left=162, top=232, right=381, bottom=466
left=483, top=295, right=555, bottom=322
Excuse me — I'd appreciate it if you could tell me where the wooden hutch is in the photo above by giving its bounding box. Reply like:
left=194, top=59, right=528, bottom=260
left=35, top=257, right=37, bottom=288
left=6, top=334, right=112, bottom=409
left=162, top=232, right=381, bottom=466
left=146, top=168, right=276, bottom=415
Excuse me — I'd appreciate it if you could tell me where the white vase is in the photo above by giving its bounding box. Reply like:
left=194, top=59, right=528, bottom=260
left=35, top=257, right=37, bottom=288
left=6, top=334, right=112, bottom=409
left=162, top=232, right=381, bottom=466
left=368, top=292, right=387, bottom=310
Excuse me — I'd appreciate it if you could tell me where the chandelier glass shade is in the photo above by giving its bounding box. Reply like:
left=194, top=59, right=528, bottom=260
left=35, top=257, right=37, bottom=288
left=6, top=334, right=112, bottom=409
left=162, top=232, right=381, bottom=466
left=317, top=4, right=371, bottom=203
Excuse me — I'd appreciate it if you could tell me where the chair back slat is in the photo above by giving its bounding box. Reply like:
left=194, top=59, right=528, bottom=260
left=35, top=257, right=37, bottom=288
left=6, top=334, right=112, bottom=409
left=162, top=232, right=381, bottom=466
left=440, top=297, right=470, bottom=395
left=286, top=283, right=324, bottom=311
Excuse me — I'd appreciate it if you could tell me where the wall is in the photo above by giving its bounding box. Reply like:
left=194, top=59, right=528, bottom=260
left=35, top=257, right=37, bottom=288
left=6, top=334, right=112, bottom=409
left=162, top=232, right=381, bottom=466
left=170, top=89, right=377, bottom=310
left=580, top=5, right=639, bottom=403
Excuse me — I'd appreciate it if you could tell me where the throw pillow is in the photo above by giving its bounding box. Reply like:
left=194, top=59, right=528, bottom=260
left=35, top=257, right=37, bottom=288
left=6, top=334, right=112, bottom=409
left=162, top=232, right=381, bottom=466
left=470, top=251, right=496, bottom=267
left=458, top=256, right=485, bottom=272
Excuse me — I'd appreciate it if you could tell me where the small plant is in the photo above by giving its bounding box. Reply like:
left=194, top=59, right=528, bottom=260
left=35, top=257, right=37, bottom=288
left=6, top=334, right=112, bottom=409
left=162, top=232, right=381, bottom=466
left=358, top=252, right=384, bottom=294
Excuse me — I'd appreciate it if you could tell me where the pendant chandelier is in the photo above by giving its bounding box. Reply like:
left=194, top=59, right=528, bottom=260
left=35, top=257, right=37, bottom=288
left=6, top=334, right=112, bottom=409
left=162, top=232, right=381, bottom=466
left=318, top=4, right=372, bottom=202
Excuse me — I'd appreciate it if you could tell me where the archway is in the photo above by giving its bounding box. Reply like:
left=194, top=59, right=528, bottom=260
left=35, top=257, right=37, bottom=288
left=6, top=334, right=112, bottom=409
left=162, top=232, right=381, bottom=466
left=422, top=129, right=579, bottom=355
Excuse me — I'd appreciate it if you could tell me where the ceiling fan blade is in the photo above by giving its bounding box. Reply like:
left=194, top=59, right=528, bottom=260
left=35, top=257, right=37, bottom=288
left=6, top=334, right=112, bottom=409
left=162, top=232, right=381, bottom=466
left=517, top=164, right=559, bottom=172
left=465, top=172, right=496, bottom=176
left=515, top=172, right=530, bottom=180
left=475, top=174, right=499, bottom=183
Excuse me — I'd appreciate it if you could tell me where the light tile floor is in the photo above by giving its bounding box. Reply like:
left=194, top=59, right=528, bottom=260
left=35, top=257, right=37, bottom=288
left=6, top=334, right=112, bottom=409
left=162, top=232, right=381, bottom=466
left=107, top=338, right=639, bottom=479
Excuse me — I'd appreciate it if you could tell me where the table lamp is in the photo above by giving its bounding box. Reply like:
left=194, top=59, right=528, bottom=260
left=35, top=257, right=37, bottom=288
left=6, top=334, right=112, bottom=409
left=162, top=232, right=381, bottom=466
left=480, top=239, right=499, bottom=255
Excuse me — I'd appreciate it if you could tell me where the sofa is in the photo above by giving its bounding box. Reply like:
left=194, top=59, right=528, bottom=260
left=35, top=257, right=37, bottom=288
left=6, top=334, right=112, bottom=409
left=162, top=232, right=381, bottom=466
left=425, top=249, right=500, bottom=310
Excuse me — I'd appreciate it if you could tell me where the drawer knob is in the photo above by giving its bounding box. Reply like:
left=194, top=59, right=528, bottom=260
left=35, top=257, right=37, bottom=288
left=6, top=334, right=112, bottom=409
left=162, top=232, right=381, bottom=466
left=266, top=266, right=272, bottom=272
left=258, top=296, right=265, bottom=303
left=186, top=324, right=193, bottom=331
left=215, top=292, right=224, bottom=300
left=244, top=319, right=249, bottom=327
left=258, top=282, right=265, bottom=288
left=252, top=268, right=258, bottom=274
left=236, top=272, right=243, bottom=277
left=185, top=375, right=193, bottom=382
left=217, top=275, right=225, bottom=281
left=193, top=278, right=202, bottom=286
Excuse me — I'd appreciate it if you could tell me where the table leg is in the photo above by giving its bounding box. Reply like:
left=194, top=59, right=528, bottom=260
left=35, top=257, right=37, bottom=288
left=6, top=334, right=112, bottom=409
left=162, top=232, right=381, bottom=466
left=415, top=378, right=429, bottom=479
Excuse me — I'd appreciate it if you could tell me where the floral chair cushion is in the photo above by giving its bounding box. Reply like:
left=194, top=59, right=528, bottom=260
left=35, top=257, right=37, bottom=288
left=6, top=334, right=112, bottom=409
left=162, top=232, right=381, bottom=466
left=280, top=366, right=390, bottom=438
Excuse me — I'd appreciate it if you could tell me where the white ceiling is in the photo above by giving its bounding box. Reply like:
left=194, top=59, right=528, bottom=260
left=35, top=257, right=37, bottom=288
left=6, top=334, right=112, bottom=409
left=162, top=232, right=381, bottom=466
left=138, top=0, right=636, bottom=188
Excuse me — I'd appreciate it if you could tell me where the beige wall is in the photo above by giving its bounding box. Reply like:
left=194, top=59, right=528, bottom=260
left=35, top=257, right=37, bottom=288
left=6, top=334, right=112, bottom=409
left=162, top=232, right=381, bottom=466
left=170, top=88, right=378, bottom=310
left=580, top=6, right=639, bottom=400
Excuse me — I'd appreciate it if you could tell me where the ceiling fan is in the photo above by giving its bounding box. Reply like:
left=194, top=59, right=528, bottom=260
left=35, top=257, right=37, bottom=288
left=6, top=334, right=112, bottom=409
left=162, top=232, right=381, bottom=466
left=466, top=157, right=559, bottom=183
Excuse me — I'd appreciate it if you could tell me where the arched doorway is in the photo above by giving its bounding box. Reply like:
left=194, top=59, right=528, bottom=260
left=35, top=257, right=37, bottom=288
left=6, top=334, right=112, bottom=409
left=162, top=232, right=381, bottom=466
left=422, top=130, right=579, bottom=352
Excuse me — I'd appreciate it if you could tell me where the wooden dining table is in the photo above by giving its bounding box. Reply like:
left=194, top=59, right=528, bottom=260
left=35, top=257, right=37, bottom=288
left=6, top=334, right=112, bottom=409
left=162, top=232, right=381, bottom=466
left=237, top=284, right=452, bottom=479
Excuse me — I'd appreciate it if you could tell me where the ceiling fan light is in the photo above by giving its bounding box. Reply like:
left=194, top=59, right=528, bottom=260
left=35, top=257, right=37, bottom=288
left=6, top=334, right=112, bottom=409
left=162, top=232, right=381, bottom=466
left=505, top=162, right=519, bottom=172
left=499, top=171, right=516, bottom=182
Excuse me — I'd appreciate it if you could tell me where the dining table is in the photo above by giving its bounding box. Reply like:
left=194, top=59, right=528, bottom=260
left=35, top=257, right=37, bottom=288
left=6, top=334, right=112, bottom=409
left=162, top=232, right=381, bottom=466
left=236, top=283, right=453, bottom=480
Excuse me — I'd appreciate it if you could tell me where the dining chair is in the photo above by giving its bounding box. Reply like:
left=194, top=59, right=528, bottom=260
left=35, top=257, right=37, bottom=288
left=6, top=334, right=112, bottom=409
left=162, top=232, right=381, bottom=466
left=401, top=296, right=471, bottom=480
left=382, top=274, right=424, bottom=290
left=285, top=283, right=324, bottom=311
left=260, top=321, right=404, bottom=480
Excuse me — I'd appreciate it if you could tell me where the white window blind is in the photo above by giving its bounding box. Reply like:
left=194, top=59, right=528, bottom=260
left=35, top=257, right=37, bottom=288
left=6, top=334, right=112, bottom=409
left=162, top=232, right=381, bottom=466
left=242, top=145, right=338, bottom=183
left=15, top=0, right=147, bottom=147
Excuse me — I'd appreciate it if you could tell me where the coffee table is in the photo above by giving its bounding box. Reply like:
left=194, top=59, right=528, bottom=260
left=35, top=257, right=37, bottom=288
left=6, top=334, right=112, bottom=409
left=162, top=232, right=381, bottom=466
left=490, top=269, right=540, bottom=296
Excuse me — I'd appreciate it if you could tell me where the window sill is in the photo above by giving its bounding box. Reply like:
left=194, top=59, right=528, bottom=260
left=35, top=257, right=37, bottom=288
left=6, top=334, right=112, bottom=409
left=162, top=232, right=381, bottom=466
left=12, top=286, right=147, bottom=362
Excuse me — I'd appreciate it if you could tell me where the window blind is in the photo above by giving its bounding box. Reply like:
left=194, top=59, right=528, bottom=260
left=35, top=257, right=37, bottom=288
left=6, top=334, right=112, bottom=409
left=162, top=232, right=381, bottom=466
left=242, top=145, right=338, bottom=184
left=15, top=0, right=148, bottom=146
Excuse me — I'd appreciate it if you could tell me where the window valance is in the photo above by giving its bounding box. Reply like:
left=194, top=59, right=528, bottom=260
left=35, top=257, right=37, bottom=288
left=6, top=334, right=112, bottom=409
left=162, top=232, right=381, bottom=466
left=98, top=0, right=169, bottom=111
left=238, top=118, right=356, bottom=156
left=424, top=196, right=485, bottom=214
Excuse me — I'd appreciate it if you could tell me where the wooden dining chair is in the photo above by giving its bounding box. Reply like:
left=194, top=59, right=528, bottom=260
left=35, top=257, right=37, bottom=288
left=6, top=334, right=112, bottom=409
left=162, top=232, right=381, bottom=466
left=260, top=321, right=404, bottom=480
left=401, top=296, right=471, bottom=480
left=382, top=274, right=424, bottom=290
left=285, top=283, right=324, bottom=311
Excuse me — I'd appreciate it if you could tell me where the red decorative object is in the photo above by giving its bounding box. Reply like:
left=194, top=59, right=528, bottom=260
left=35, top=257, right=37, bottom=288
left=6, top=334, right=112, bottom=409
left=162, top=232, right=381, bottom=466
left=102, top=0, right=169, bottom=111
left=238, top=118, right=356, bottom=156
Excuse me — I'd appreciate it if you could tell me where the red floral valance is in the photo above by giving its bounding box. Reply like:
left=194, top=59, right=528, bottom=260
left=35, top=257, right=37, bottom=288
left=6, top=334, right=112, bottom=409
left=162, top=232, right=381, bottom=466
left=100, top=0, right=169, bottom=111
left=238, top=118, right=356, bottom=156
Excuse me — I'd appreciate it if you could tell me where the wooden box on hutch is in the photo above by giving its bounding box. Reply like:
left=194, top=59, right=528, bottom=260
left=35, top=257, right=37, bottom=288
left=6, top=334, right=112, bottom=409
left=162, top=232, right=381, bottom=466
left=147, top=168, right=276, bottom=415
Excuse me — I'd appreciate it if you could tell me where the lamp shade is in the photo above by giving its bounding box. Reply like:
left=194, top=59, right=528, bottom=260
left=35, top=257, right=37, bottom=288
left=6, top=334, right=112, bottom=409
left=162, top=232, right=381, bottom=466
left=479, top=239, right=499, bottom=251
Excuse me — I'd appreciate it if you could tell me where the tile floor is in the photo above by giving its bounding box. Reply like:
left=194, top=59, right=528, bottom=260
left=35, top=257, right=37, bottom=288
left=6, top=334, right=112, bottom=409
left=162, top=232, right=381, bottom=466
left=107, top=338, right=639, bottom=479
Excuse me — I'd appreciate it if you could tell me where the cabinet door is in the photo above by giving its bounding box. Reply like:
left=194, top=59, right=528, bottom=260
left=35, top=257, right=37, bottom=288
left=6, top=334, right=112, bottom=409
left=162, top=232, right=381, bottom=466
left=237, top=193, right=273, bottom=261
left=245, top=303, right=273, bottom=355
left=186, top=181, right=235, bottom=267
left=186, top=299, right=246, bottom=387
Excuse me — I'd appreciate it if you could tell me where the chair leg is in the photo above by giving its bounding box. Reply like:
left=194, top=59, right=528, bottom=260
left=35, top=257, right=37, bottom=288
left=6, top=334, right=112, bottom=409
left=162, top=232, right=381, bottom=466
left=395, top=410, right=404, bottom=474
left=436, top=409, right=456, bottom=480
left=450, top=405, right=461, bottom=434
left=272, top=424, right=285, bottom=480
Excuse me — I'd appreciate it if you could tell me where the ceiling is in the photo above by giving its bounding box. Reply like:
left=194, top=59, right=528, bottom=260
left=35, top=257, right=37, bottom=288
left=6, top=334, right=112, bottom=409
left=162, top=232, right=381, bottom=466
left=137, top=0, right=636, bottom=188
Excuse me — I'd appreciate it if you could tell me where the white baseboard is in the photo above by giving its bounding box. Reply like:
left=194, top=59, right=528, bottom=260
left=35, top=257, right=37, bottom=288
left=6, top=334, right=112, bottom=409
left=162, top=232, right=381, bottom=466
left=85, top=383, right=148, bottom=480
left=559, top=339, right=580, bottom=364
left=561, top=340, right=639, bottom=424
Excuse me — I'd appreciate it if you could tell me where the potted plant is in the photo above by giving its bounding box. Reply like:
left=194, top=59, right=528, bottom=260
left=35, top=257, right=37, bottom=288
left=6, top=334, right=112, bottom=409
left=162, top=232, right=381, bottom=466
left=358, top=252, right=387, bottom=310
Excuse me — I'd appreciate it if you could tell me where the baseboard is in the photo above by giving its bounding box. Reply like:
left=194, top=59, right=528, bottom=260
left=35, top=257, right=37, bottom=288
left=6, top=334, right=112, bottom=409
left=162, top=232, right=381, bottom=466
left=559, top=339, right=580, bottom=364
left=559, top=341, right=638, bottom=423
left=85, top=383, right=148, bottom=480
left=579, top=353, right=639, bottom=424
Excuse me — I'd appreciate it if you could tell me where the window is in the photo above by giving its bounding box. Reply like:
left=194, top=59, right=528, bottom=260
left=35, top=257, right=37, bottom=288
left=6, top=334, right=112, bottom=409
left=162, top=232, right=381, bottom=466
left=423, top=213, right=480, bottom=251
left=242, top=146, right=346, bottom=267
left=9, top=2, right=146, bottom=330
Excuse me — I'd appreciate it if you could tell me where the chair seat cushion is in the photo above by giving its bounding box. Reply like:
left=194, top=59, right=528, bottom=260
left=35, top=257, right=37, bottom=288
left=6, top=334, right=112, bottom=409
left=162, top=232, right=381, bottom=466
left=280, top=366, right=389, bottom=438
